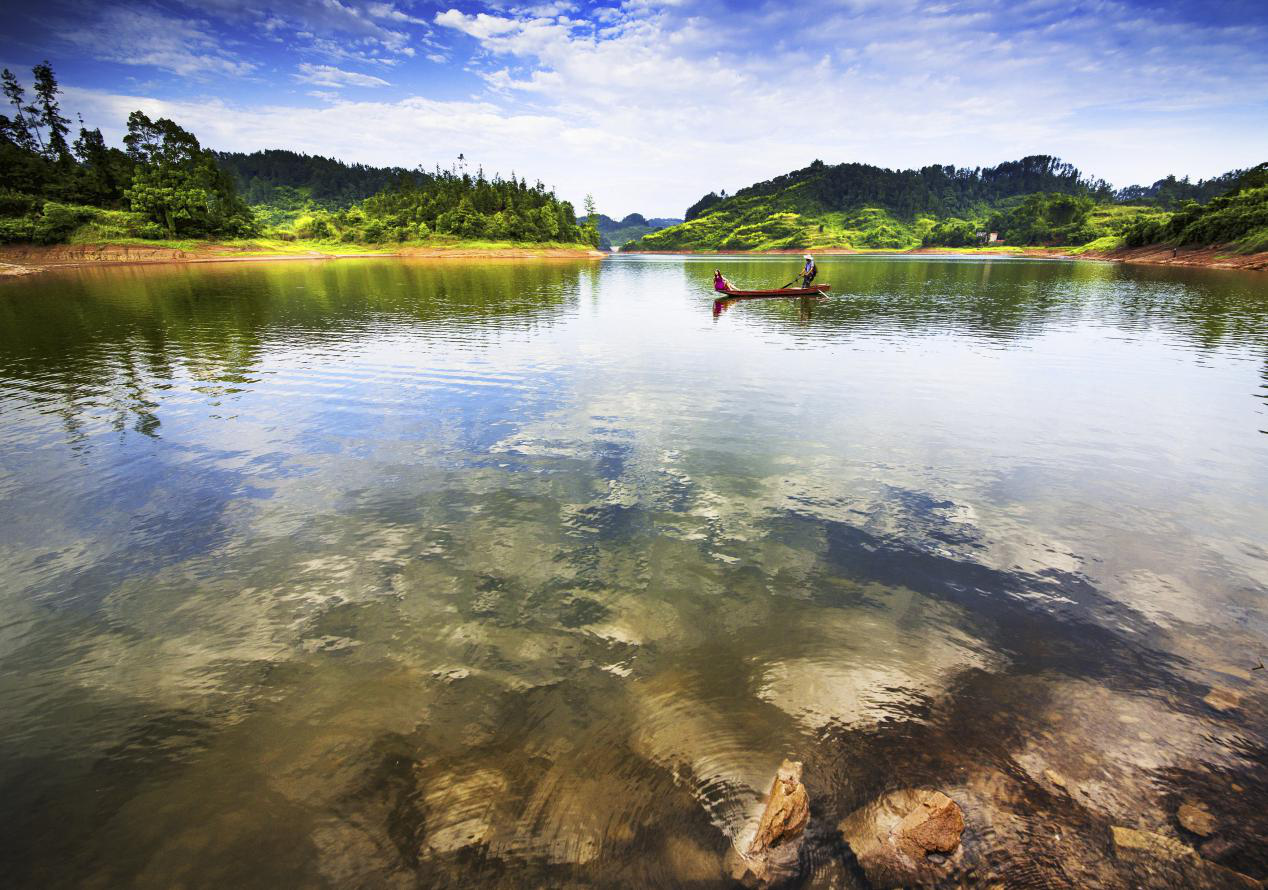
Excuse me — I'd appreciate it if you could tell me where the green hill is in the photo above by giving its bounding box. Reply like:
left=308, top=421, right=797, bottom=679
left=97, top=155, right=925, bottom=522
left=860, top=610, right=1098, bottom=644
left=1122, top=163, right=1268, bottom=254
left=627, top=156, right=1263, bottom=253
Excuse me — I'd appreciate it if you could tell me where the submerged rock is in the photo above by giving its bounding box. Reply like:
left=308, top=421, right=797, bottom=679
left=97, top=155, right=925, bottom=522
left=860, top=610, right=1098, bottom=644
left=1111, top=825, right=1261, bottom=888
left=838, top=789, right=965, bottom=886
left=726, top=760, right=810, bottom=887
left=1198, top=836, right=1240, bottom=863
left=1111, top=825, right=1196, bottom=861
left=1177, top=801, right=1217, bottom=838
left=1203, top=686, right=1242, bottom=712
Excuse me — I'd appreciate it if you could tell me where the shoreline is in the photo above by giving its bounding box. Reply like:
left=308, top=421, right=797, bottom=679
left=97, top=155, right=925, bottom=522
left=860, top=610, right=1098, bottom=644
left=4, top=241, right=1265, bottom=278
left=621, top=244, right=1268, bottom=271
left=0, top=242, right=607, bottom=278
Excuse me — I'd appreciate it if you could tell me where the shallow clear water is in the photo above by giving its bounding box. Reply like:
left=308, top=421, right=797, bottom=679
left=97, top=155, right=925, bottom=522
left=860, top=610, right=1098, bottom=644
left=1, top=255, right=1265, bottom=887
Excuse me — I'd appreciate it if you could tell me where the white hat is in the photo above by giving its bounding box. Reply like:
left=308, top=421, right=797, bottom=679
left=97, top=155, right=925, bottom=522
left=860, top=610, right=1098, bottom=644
left=804, top=254, right=813, bottom=260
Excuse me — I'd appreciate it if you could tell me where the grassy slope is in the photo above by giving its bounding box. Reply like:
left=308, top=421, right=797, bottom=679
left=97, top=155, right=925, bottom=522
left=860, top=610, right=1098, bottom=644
left=629, top=204, right=1166, bottom=252
left=54, top=212, right=594, bottom=256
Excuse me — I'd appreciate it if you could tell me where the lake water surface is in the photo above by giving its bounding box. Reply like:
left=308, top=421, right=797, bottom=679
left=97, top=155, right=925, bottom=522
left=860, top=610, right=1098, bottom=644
left=1, top=255, right=1266, bottom=887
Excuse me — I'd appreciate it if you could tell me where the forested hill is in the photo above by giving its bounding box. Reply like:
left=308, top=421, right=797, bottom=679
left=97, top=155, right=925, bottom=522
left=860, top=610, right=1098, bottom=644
left=684, top=156, right=1110, bottom=222
left=628, top=155, right=1265, bottom=253
left=216, top=150, right=418, bottom=207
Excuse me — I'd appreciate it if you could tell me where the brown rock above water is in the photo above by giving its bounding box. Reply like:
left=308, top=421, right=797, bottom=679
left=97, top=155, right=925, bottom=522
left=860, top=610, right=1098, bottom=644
left=838, top=789, right=965, bottom=887
left=727, top=760, right=810, bottom=887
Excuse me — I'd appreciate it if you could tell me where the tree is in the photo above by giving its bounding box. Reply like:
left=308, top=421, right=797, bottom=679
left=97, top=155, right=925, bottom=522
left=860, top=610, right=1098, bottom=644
left=582, top=193, right=600, bottom=246
left=69, top=125, right=133, bottom=205
left=0, top=68, right=56, bottom=195
left=0, top=68, right=38, bottom=152
left=31, top=61, right=71, bottom=164
left=124, top=111, right=201, bottom=166
left=123, top=112, right=254, bottom=237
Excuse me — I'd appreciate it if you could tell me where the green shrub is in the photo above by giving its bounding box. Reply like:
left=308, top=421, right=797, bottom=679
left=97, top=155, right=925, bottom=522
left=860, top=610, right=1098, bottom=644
left=0, top=190, right=37, bottom=218
left=856, top=223, right=911, bottom=249
left=1234, top=226, right=1268, bottom=254
left=34, top=202, right=93, bottom=244
left=293, top=212, right=334, bottom=240
left=922, top=218, right=978, bottom=247
left=1068, top=235, right=1125, bottom=254
left=71, top=207, right=150, bottom=241
left=0, top=217, right=35, bottom=242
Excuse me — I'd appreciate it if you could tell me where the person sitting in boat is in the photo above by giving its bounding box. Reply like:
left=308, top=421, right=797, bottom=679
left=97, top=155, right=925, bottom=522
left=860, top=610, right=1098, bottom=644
left=800, top=254, right=817, bottom=288
left=714, top=269, right=736, bottom=292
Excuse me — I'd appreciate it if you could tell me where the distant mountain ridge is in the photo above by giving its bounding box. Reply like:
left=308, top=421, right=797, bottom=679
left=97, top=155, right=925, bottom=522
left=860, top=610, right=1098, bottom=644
left=593, top=212, right=682, bottom=249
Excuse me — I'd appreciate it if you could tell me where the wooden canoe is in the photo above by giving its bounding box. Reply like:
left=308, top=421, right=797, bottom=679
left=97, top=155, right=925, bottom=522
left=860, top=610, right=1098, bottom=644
left=716, top=284, right=830, bottom=298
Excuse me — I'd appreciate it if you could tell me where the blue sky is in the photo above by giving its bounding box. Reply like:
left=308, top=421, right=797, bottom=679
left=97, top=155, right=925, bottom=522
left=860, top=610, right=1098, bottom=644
left=3, top=0, right=1266, bottom=217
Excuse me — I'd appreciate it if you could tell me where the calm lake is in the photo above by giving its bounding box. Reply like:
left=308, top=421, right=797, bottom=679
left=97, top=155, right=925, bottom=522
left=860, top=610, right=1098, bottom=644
left=1, top=255, right=1265, bottom=887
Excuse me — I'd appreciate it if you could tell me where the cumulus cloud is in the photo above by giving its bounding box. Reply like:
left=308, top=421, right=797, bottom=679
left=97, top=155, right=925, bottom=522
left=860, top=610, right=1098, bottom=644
left=433, top=9, right=521, bottom=39
left=295, top=63, right=390, bottom=88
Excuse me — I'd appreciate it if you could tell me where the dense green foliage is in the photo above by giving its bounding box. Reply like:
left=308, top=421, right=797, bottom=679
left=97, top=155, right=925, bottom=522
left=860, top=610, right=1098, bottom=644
left=1122, top=164, right=1268, bottom=252
left=217, top=149, right=418, bottom=208
left=121, top=112, right=255, bottom=238
left=281, top=170, right=596, bottom=245
left=0, top=63, right=594, bottom=249
left=1114, top=169, right=1251, bottom=208
left=980, top=193, right=1100, bottom=245
left=632, top=155, right=1263, bottom=253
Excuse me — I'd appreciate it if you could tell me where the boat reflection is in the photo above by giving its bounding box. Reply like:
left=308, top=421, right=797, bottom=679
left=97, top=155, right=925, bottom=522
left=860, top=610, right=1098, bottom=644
left=712, top=294, right=828, bottom=319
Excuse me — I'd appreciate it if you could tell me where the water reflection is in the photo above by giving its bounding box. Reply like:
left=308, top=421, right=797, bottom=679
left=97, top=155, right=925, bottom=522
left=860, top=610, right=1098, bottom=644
left=0, top=256, right=1265, bottom=887
left=712, top=294, right=826, bottom=320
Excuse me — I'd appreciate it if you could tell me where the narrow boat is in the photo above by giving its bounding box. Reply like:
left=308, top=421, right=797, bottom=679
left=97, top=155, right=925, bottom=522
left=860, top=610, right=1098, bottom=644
left=717, top=284, right=831, bottom=298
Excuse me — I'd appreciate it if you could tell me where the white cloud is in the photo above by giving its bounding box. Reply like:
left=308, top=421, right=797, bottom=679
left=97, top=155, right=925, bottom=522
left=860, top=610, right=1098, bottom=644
left=182, top=0, right=418, bottom=59
left=433, top=9, right=521, bottom=39
left=294, top=63, right=391, bottom=88
left=61, top=5, right=254, bottom=77
left=366, top=2, right=429, bottom=25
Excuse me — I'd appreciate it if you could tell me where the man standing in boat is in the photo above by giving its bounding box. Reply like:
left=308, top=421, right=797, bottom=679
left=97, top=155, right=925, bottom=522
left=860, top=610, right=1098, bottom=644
left=800, top=254, right=817, bottom=288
